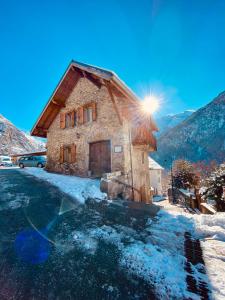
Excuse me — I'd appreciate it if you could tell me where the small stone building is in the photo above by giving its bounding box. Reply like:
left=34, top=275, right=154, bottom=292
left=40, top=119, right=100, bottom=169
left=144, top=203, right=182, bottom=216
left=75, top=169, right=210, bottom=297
left=31, top=60, right=158, bottom=203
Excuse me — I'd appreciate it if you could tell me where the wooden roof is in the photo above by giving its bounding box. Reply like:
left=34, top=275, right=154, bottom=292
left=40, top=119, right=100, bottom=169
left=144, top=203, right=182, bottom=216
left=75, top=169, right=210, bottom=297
left=132, top=119, right=157, bottom=150
left=31, top=60, right=158, bottom=138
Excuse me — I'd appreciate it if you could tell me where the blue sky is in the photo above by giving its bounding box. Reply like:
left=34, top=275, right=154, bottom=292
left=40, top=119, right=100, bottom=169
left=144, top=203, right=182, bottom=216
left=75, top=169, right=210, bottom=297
left=0, top=0, right=225, bottom=131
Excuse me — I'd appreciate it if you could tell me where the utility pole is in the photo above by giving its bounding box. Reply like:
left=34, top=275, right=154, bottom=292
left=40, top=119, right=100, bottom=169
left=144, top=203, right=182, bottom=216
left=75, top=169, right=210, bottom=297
left=171, top=160, right=175, bottom=204
left=165, top=158, right=175, bottom=204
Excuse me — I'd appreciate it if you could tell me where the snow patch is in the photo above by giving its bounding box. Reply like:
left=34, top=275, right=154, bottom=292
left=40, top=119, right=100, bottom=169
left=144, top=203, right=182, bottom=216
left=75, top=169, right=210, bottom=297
left=0, top=193, right=30, bottom=211
left=193, top=213, right=225, bottom=300
left=120, top=242, right=192, bottom=300
left=21, top=168, right=106, bottom=203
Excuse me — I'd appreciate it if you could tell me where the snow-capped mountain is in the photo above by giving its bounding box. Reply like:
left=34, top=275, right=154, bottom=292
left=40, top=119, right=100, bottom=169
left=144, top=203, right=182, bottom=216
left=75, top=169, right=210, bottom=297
left=153, top=91, right=225, bottom=167
left=0, top=114, right=46, bottom=155
left=155, top=110, right=195, bottom=135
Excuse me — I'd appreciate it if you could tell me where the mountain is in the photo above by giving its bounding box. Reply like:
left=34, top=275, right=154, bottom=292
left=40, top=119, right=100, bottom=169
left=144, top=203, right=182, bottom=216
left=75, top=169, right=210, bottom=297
left=153, top=91, right=225, bottom=167
left=155, top=110, right=195, bottom=136
left=0, top=114, right=46, bottom=155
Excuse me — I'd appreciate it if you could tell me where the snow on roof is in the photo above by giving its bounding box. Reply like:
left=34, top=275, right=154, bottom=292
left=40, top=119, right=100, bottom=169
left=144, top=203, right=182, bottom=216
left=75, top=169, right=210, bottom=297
left=179, top=189, right=195, bottom=197
left=148, top=157, right=164, bottom=170
left=200, top=203, right=217, bottom=214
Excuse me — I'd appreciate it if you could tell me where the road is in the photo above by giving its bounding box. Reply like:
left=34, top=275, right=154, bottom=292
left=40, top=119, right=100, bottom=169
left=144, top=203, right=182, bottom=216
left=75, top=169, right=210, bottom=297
left=0, top=169, right=158, bottom=300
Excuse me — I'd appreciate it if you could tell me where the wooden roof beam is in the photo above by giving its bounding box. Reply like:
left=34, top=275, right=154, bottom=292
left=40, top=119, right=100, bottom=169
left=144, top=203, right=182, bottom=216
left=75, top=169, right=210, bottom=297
left=106, top=82, right=123, bottom=125
left=52, top=99, right=65, bottom=107
left=80, top=69, right=102, bottom=89
left=36, top=127, right=48, bottom=132
left=110, top=80, right=139, bottom=107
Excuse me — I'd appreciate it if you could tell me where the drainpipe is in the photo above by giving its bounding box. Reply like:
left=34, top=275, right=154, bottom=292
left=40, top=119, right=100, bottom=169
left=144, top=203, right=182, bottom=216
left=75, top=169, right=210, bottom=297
left=128, top=126, right=135, bottom=201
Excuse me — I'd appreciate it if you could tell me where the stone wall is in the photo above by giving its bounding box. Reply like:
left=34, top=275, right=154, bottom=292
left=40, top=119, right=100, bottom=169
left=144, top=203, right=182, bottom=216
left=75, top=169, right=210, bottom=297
left=131, top=146, right=151, bottom=202
left=46, top=77, right=127, bottom=176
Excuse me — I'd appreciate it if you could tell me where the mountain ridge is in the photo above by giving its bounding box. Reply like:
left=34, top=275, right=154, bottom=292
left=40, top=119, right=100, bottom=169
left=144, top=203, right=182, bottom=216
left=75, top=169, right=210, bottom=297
left=0, top=114, right=46, bottom=155
left=153, top=91, right=225, bottom=167
left=155, top=110, right=195, bottom=136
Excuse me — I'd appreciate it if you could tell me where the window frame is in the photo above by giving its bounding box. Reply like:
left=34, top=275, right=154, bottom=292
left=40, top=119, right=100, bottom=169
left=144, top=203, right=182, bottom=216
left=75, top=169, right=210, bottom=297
left=60, top=144, right=76, bottom=164
left=83, top=106, right=93, bottom=123
left=63, top=145, right=72, bottom=163
left=64, top=111, right=77, bottom=128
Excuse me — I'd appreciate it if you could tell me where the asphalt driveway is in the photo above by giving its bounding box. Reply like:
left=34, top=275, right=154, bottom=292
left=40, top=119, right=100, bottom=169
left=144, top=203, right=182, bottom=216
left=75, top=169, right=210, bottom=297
left=0, top=169, right=159, bottom=300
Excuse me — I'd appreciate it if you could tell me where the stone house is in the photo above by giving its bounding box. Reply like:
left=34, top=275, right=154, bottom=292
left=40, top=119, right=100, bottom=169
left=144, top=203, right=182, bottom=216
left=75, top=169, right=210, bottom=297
left=31, top=60, right=158, bottom=203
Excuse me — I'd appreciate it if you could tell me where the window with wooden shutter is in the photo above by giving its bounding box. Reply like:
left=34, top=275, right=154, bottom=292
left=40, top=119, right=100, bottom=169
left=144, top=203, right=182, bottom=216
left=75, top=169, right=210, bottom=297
left=78, top=107, right=84, bottom=125
left=92, top=102, right=97, bottom=121
left=74, top=111, right=77, bottom=126
left=83, top=102, right=97, bottom=124
left=71, top=111, right=77, bottom=127
left=66, top=113, right=72, bottom=128
left=61, top=144, right=76, bottom=163
left=84, top=106, right=93, bottom=123
left=71, top=144, right=76, bottom=163
left=60, top=113, right=66, bottom=129
left=60, top=146, right=64, bottom=163
left=63, top=146, right=71, bottom=163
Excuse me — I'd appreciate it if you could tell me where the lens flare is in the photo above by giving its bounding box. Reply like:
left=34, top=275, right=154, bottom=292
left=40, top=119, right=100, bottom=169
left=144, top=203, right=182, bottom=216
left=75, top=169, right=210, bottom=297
left=141, top=95, right=160, bottom=114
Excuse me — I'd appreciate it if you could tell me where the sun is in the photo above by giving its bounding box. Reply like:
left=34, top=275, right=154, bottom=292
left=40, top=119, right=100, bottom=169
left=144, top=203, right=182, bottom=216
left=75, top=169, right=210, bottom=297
left=141, top=95, right=160, bottom=114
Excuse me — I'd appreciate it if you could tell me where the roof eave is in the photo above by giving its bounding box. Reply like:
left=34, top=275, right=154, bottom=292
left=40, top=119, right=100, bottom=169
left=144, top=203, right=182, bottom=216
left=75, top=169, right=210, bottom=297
left=31, top=61, right=76, bottom=137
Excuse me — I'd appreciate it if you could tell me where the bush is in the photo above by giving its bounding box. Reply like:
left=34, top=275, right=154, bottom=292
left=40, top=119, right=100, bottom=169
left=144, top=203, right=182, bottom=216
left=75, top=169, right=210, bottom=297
left=173, top=160, right=199, bottom=190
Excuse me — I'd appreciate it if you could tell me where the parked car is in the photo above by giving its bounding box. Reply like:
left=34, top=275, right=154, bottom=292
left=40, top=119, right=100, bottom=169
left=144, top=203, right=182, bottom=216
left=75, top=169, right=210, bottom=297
left=18, top=156, right=46, bottom=168
left=0, top=156, right=13, bottom=167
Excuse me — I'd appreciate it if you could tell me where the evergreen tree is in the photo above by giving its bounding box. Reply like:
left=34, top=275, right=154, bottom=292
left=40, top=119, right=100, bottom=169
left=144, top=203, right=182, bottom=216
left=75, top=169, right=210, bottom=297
left=204, top=164, right=225, bottom=211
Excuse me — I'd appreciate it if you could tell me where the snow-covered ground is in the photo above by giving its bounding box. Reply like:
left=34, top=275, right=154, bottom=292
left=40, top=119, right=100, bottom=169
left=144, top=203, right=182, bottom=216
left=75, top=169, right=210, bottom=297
left=67, top=212, right=198, bottom=299
left=21, top=167, right=106, bottom=203
left=194, top=213, right=225, bottom=300
left=160, top=201, right=225, bottom=300
left=15, top=168, right=225, bottom=299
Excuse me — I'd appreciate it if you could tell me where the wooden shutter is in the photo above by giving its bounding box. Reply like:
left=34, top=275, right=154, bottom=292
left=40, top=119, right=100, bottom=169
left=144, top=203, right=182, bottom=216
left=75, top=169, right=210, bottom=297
left=83, top=107, right=87, bottom=123
left=71, top=111, right=75, bottom=127
left=60, top=113, right=66, bottom=129
left=60, top=146, right=64, bottom=163
left=92, top=102, right=97, bottom=121
left=78, top=106, right=84, bottom=125
left=71, top=144, right=76, bottom=163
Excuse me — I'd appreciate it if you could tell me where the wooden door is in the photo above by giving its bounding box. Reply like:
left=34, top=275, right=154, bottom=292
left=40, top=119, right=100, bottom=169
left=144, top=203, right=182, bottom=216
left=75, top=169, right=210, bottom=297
left=89, top=141, right=111, bottom=177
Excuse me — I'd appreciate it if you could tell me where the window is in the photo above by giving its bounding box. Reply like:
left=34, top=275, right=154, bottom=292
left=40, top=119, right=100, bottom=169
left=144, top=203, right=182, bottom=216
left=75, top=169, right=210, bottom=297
left=83, top=102, right=96, bottom=124
left=84, top=107, right=93, bottom=123
left=60, top=144, right=76, bottom=164
left=66, top=113, right=72, bottom=128
left=73, top=111, right=77, bottom=127
left=62, top=111, right=77, bottom=129
left=63, top=146, right=72, bottom=163
left=60, top=103, right=96, bottom=129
